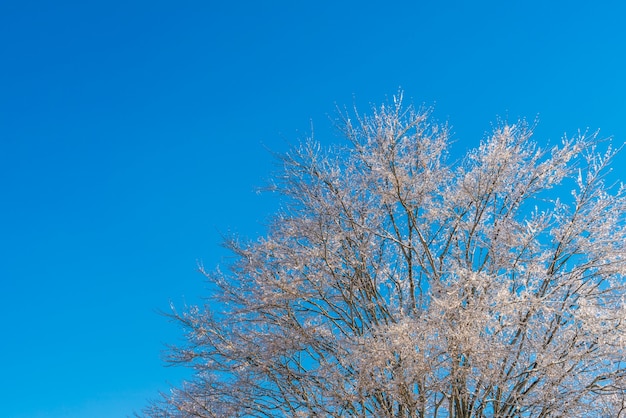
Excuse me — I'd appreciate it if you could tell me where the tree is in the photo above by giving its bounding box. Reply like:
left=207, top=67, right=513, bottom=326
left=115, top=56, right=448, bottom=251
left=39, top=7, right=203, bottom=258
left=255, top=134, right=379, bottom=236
left=142, top=95, right=626, bottom=417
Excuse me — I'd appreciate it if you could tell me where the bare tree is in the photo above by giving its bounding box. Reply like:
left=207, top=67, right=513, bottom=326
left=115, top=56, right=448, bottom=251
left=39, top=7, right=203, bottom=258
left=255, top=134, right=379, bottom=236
left=142, top=95, right=626, bottom=417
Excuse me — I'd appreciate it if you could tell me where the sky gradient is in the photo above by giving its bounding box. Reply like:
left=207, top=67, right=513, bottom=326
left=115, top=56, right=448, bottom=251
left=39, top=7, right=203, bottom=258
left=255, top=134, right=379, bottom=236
left=1, top=1, right=625, bottom=417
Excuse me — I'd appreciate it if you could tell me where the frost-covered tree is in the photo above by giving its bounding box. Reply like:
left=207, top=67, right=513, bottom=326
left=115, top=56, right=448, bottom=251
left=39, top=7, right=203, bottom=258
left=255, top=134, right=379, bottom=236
left=143, top=95, right=626, bottom=417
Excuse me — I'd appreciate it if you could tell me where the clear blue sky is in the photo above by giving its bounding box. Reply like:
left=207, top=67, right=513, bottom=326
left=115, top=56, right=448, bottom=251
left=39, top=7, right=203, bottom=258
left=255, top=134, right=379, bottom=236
left=1, top=1, right=624, bottom=417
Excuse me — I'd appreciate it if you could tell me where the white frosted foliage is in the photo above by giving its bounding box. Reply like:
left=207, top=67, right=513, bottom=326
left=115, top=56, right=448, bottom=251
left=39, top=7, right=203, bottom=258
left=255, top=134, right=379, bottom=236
left=143, top=95, right=626, bottom=417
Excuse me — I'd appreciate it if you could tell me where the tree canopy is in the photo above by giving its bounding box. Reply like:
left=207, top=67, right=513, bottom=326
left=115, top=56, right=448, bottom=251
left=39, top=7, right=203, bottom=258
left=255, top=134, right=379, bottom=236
left=143, top=95, right=626, bottom=417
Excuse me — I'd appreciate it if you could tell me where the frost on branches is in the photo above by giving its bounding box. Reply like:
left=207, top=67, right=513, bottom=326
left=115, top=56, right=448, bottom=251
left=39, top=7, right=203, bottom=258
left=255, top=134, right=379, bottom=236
left=142, top=96, right=626, bottom=417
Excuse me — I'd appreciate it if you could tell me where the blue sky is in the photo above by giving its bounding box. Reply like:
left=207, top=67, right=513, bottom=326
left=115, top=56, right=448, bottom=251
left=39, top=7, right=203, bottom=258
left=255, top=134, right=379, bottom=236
left=1, top=1, right=625, bottom=417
